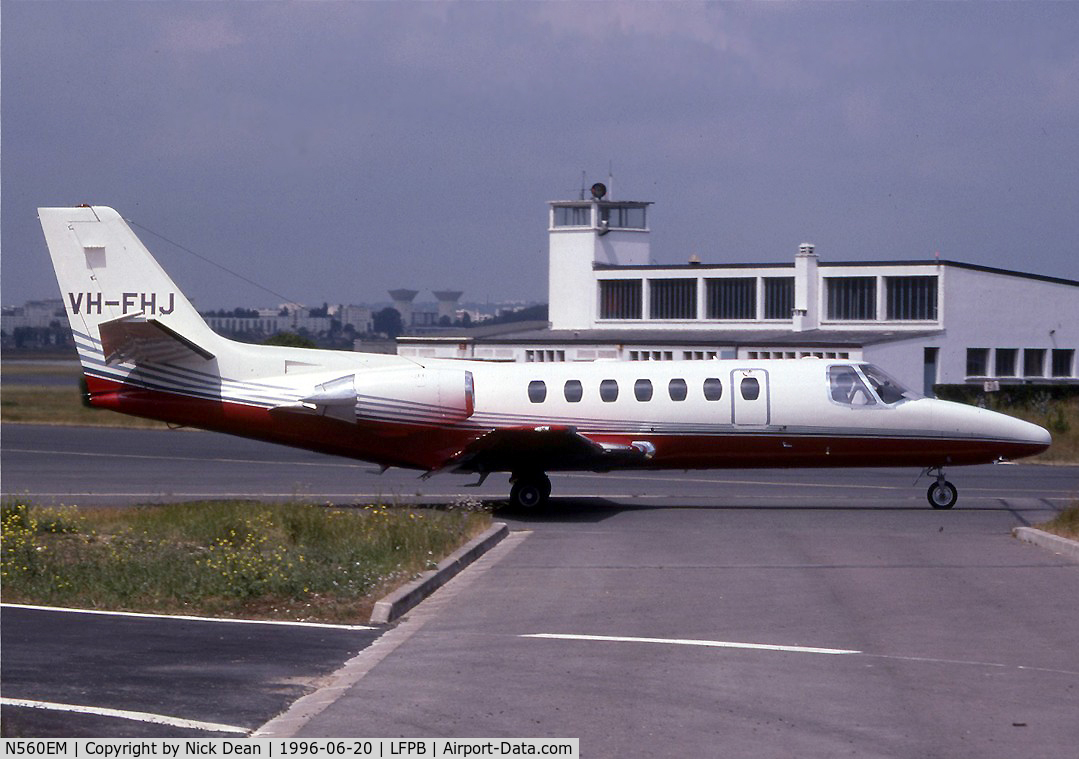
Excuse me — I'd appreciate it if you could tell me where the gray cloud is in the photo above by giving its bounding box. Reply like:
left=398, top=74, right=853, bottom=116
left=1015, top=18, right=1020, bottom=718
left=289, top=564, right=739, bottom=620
left=3, top=1, right=1076, bottom=310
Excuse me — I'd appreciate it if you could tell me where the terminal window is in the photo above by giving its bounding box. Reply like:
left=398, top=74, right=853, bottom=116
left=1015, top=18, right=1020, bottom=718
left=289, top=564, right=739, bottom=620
left=706, top=277, right=756, bottom=320
left=650, top=279, right=697, bottom=319
left=1052, top=349, right=1075, bottom=378
left=826, top=277, right=877, bottom=321
left=599, top=280, right=642, bottom=319
left=966, top=348, right=989, bottom=377
left=995, top=348, right=1018, bottom=377
left=1024, top=349, right=1046, bottom=377
left=763, top=277, right=795, bottom=320
left=886, top=276, right=938, bottom=320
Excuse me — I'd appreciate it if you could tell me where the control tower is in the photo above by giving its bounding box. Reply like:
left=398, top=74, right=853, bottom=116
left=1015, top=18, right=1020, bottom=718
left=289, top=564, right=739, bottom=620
left=548, top=182, right=652, bottom=330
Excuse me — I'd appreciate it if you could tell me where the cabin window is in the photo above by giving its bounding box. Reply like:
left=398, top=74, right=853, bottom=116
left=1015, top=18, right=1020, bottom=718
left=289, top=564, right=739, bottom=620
left=668, top=378, right=688, bottom=401
left=600, top=379, right=619, bottom=402
left=564, top=379, right=583, bottom=403
left=527, top=380, right=547, bottom=403
left=828, top=366, right=875, bottom=406
left=634, top=379, right=653, bottom=402
left=703, top=377, right=723, bottom=401
left=740, top=377, right=761, bottom=401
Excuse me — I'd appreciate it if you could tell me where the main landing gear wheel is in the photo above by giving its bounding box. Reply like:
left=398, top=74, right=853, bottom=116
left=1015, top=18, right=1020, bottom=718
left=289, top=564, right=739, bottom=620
left=509, top=472, right=552, bottom=510
left=927, top=480, right=958, bottom=510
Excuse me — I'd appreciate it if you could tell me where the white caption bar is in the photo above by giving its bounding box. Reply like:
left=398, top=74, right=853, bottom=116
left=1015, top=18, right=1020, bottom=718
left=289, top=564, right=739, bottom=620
left=0, top=739, right=579, bottom=758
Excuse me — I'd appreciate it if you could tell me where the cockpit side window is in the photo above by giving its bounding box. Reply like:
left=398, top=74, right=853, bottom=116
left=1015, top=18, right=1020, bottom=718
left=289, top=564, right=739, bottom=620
left=828, top=366, right=876, bottom=406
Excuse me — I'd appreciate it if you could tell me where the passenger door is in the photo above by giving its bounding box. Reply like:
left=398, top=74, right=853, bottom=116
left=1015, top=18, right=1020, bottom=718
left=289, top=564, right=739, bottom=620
left=731, top=368, right=769, bottom=425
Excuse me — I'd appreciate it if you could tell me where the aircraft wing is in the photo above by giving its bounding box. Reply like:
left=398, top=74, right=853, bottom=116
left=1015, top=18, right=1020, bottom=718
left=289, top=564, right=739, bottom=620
left=99, top=314, right=215, bottom=365
left=442, top=425, right=656, bottom=474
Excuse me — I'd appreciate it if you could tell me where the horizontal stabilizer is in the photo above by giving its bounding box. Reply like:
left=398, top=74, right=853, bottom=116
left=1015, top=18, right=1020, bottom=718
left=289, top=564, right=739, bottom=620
left=99, top=314, right=215, bottom=365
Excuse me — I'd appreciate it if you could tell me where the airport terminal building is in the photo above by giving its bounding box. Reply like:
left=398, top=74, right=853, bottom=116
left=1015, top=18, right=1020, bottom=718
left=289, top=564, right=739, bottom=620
left=397, top=189, right=1078, bottom=396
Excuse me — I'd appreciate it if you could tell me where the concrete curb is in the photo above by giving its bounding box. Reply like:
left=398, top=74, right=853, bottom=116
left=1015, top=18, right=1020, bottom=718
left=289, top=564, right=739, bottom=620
left=1013, top=526, right=1079, bottom=563
left=370, top=522, right=509, bottom=624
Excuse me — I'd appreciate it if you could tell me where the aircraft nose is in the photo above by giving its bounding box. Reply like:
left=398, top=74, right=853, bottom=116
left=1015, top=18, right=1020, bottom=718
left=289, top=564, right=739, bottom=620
left=997, top=414, right=1052, bottom=457
left=1019, top=418, right=1052, bottom=448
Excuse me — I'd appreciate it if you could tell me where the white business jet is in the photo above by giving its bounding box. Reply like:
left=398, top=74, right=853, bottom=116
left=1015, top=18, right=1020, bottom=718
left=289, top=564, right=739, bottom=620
left=39, top=206, right=1051, bottom=510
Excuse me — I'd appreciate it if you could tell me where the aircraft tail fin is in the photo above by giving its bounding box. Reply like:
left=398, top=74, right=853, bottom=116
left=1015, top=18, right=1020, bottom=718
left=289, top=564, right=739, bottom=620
left=38, top=206, right=221, bottom=371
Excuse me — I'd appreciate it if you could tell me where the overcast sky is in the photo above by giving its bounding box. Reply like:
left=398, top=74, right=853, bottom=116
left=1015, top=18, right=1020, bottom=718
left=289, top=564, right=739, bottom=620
left=3, top=1, right=1077, bottom=310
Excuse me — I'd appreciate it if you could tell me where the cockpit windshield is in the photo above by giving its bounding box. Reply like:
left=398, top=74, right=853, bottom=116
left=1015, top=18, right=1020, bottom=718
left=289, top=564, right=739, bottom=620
left=859, top=364, right=920, bottom=404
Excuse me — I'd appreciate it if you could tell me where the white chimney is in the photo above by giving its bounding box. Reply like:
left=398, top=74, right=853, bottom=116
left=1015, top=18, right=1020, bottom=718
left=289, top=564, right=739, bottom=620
left=793, top=242, right=818, bottom=332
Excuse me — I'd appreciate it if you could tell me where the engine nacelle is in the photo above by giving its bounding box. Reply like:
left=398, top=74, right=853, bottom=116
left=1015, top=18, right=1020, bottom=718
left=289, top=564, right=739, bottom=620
left=354, top=367, right=475, bottom=422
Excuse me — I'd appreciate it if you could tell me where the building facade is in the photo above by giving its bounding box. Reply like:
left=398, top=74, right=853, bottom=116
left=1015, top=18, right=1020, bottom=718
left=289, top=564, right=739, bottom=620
left=397, top=190, right=1077, bottom=394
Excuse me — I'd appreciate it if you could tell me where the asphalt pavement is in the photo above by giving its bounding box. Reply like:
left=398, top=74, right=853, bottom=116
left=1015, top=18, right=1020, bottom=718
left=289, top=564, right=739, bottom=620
left=2, top=423, right=1078, bottom=756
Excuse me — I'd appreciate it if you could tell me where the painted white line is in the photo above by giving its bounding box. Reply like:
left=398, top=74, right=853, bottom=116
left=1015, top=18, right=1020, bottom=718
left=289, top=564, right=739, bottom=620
left=7, top=447, right=369, bottom=469
left=1, top=603, right=373, bottom=631
left=1, top=698, right=247, bottom=734
left=522, top=633, right=861, bottom=656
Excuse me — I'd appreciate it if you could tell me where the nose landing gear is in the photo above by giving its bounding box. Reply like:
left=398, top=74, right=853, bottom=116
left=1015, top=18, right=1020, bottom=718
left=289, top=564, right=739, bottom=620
left=925, top=467, right=958, bottom=510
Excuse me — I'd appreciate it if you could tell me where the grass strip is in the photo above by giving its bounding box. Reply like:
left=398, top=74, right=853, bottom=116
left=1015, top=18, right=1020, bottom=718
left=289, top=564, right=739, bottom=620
left=1038, top=501, right=1079, bottom=541
left=1, top=498, right=491, bottom=624
left=1, top=385, right=166, bottom=428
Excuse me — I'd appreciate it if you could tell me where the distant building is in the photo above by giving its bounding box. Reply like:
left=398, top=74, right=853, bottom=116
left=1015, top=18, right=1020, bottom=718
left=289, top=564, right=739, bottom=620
left=1, top=299, right=65, bottom=330
left=0, top=298, right=72, bottom=350
left=396, top=187, right=1078, bottom=395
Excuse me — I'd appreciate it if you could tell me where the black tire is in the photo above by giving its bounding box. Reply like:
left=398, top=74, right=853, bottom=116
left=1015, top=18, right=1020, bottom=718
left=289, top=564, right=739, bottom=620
left=510, top=473, right=551, bottom=509
left=927, top=481, right=958, bottom=510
